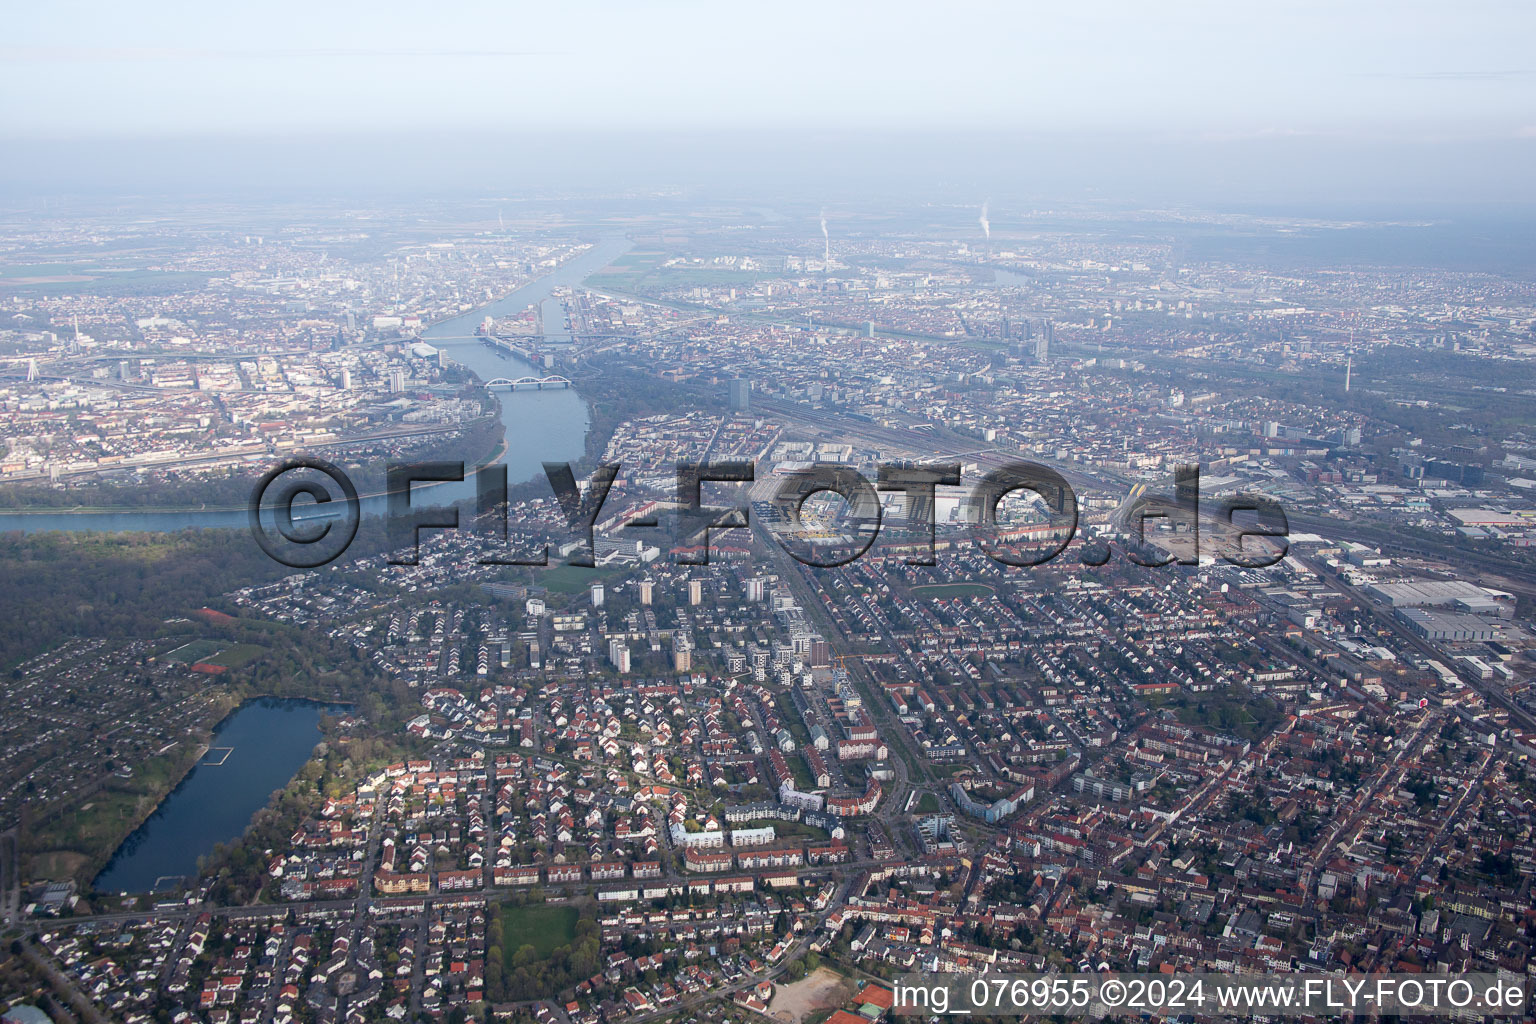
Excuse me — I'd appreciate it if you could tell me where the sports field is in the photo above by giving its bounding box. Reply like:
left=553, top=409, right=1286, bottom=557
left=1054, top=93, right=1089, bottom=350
left=910, top=582, right=995, bottom=599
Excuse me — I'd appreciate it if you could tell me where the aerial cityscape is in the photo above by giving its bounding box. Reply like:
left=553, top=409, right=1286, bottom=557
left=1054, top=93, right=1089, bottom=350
left=3, top=3, right=1536, bottom=1024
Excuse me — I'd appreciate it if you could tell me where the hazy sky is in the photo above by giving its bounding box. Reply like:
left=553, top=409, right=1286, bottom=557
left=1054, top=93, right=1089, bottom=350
left=4, top=0, right=1535, bottom=139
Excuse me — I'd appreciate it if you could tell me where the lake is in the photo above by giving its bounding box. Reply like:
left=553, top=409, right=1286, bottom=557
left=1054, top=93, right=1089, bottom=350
left=94, top=697, right=349, bottom=894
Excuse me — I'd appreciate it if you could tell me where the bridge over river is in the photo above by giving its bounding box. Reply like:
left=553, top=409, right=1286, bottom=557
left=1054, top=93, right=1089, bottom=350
left=485, top=375, right=572, bottom=391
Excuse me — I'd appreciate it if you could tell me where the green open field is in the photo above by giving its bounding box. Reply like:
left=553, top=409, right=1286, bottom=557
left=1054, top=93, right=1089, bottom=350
left=585, top=251, right=668, bottom=290
left=586, top=251, right=764, bottom=294
left=910, top=582, right=995, bottom=600
left=162, top=639, right=226, bottom=664
left=0, top=262, right=105, bottom=282
left=610, top=252, right=668, bottom=269
left=0, top=262, right=209, bottom=295
left=27, top=748, right=193, bottom=888
left=538, top=562, right=636, bottom=595
left=1152, top=689, right=1284, bottom=743
left=914, top=792, right=941, bottom=814
left=648, top=268, right=763, bottom=286
left=203, top=643, right=265, bottom=669
left=499, top=902, right=579, bottom=962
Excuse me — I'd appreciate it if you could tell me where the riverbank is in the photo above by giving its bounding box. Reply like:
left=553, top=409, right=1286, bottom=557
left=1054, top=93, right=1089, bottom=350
left=22, top=688, right=244, bottom=889
left=0, top=239, right=627, bottom=522
left=0, top=424, right=513, bottom=518
left=22, top=691, right=355, bottom=892
left=415, top=242, right=595, bottom=335
left=93, top=696, right=349, bottom=895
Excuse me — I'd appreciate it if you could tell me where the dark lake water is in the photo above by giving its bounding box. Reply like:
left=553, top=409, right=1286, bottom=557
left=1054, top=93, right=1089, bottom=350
left=94, top=697, right=348, bottom=894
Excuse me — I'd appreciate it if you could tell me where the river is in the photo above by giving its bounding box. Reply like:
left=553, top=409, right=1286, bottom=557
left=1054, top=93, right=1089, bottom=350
left=94, top=697, right=350, bottom=894
left=0, top=235, right=633, bottom=534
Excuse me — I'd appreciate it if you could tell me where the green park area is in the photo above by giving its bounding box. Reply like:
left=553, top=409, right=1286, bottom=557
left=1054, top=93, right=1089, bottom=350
left=499, top=902, right=580, bottom=963
left=910, top=582, right=995, bottom=599
left=536, top=563, right=634, bottom=596
left=203, top=643, right=266, bottom=669
left=24, top=740, right=212, bottom=888
left=584, top=251, right=669, bottom=291
left=0, top=262, right=208, bottom=295
left=586, top=251, right=763, bottom=294
left=1158, top=689, right=1285, bottom=743
left=163, top=639, right=227, bottom=664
